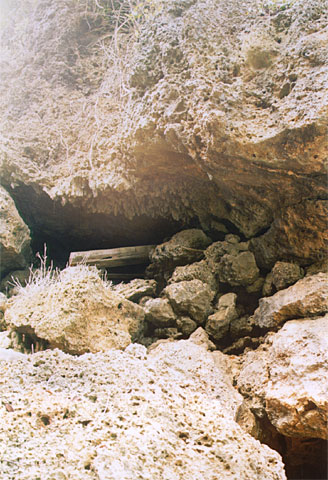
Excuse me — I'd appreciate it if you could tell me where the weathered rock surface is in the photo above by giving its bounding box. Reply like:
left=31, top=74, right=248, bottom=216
left=254, top=272, right=328, bottom=329
left=0, top=341, right=286, bottom=479
left=144, top=297, right=177, bottom=327
left=147, top=229, right=212, bottom=279
left=169, top=260, right=217, bottom=291
left=237, top=315, right=328, bottom=440
left=0, top=186, right=31, bottom=278
left=0, top=0, right=326, bottom=265
left=218, top=251, right=260, bottom=287
left=164, top=279, right=215, bottom=324
left=206, top=293, right=238, bottom=342
left=271, top=261, right=304, bottom=291
left=112, top=278, right=157, bottom=303
left=5, top=266, right=145, bottom=354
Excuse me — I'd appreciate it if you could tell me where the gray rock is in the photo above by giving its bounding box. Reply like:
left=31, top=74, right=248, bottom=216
left=271, top=261, right=304, bottom=291
left=205, top=293, right=238, bottom=342
left=262, top=272, right=274, bottom=297
left=225, top=234, right=240, bottom=244
left=164, top=279, right=215, bottom=324
left=112, top=279, right=157, bottom=303
left=176, top=316, right=198, bottom=336
left=254, top=273, right=328, bottom=329
left=204, top=240, right=240, bottom=266
left=230, top=315, right=255, bottom=339
left=218, top=251, right=259, bottom=287
left=144, top=297, right=177, bottom=327
left=153, top=327, right=181, bottom=339
left=147, top=229, right=212, bottom=278
left=169, top=260, right=217, bottom=291
left=0, top=187, right=31, bottom=279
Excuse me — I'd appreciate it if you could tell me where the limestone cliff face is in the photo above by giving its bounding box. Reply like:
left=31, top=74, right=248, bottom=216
left=0, top=0, right=327, bottom=263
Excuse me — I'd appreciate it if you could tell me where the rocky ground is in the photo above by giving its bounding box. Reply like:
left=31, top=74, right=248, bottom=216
left=0, top=0, right=327, bottom=479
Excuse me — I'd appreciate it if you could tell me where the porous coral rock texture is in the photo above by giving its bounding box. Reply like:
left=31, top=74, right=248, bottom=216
left=237, top=315, right=328, bottom=440
left=5, top=266, right=145, bottom=354
left=0, top=341, right=286, bottom=479
left=0, top=186, right=31, bottom=278
left=0, top=0, right=326, bottom=263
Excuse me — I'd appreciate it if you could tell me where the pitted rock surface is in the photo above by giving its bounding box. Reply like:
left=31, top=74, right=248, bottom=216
left=0, top=341, right=286, bottom=480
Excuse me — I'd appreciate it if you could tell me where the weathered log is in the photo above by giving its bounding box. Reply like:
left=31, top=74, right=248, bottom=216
left=69, top=245, right=155, bottom=268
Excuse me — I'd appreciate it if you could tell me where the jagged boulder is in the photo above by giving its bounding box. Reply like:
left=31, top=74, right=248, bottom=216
left=254, top=272, right=328, bottom=329
left=0, top=186, right=31, bottom=279
left=217, top=251, right=260, bottom=287
left=163, top=279, right=215, bottom=324
left=237, top=315, right=328, bottom=440
left=5, top=266, right=145, bottom=354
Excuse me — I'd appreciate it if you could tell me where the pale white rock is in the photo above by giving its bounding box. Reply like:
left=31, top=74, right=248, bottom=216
left=0, top=341, right=286, bottom=480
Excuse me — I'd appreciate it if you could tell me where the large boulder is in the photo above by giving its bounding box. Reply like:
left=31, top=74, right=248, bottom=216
left=254, top=272, right=328, bottom=329
left=5, top=266, right=145, bottom=354
left=163, top=279, right=215, bottom=324
left=0, top=186, right=31, bottom=279
left=237, top=315, right=328, bottom=440
left=0, top=340, right=286, bottom=479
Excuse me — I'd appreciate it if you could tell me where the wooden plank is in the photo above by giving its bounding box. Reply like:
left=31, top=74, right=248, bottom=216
left=105, top=273, right=145, bottom=281
left=69, top=245, right=155, bottom=268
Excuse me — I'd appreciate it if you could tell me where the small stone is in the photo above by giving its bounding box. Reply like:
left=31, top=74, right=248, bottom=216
left=112, top=279, right=157, bottom=303
left=271, top=261, right=303, bottom=291
left=225, top=234, right=240, bottom=244
left=176, top=316, right=198, bottom=336
left=262, top=272, right=274, bottom=297
left=169, top=260, right=217, bottom=291
left=189, top=327, right=216, bottom=351
left=230, top=315, right=255, bottom=339
left=153, top=327, right=181, bottom=339
left=246, top=277, right=264, bottom=293
left=144, top=298, right=176, bottom=327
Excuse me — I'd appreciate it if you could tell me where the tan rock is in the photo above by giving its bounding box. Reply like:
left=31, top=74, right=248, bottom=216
left=238, top=316, right=328, bottom=440
left=254, top=273, right=328, bottom=329
left=163, top=279, right=215, bottom=324
left=144, top=297, right=177, bottom=327
left=0, top=341, right=286, bottom=479
left=265, top=316, right=328, bottom=440
left=218, top=251, right=260, bottom=287
left=169, top=260, right=217, bottom=291
left=5, top=266, right=145, bottom=354
left=205, top=293, right=238, bottom=342
left=112, top=279, right=157, bottom=303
